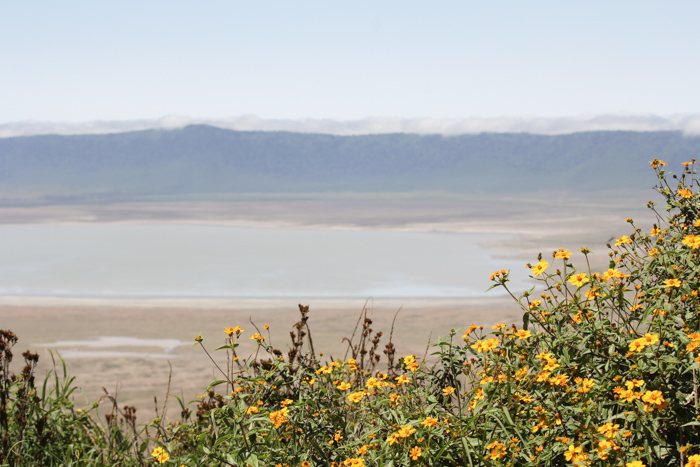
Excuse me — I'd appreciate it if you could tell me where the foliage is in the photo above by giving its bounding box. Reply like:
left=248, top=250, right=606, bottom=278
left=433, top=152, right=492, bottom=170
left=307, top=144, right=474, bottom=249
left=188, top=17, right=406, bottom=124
left=1, top=331, right=150, bottom=466
left=4, top=160, right=700, bottom=466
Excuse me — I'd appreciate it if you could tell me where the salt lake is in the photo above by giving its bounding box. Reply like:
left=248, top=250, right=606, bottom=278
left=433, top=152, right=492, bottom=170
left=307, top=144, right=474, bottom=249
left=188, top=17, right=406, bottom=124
left=0, top=224, right=528, bottom=299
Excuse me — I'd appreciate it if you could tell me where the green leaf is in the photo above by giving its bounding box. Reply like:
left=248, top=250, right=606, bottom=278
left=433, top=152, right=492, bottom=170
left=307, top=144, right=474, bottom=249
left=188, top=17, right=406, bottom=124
left=215, top=343, right=239, bottom=350
left=206, top=379, right=229, bottom=391
left=245, top=453, right=259, bottom=467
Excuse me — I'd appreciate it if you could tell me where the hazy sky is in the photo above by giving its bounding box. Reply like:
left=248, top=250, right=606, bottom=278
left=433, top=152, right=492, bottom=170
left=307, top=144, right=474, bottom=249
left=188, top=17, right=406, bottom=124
left=2, top=1, right=699, bottom=124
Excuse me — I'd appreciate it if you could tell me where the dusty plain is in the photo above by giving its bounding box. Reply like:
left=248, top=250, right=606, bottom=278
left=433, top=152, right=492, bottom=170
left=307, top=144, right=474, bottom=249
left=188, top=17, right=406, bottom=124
left=0, top=189, right=659, bottom=418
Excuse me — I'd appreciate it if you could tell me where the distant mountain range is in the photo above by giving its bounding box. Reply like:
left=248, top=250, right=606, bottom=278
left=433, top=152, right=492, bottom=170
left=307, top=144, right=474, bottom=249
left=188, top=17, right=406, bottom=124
left=1, top=125, right=699, bottom=204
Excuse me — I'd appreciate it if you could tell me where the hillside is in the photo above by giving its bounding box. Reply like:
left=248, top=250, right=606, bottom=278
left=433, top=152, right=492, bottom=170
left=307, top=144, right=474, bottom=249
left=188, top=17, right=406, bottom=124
left=1, top=125, right=699, bottom=204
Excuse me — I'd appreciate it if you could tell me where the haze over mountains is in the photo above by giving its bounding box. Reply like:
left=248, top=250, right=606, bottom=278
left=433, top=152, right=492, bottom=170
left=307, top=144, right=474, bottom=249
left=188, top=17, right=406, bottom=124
left=1, top=125, right=699, bottom=204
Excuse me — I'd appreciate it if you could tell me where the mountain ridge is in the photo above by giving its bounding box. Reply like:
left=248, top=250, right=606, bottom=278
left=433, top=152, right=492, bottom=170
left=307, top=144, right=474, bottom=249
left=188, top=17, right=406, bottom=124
left=1, top=125, right=698, bottom=203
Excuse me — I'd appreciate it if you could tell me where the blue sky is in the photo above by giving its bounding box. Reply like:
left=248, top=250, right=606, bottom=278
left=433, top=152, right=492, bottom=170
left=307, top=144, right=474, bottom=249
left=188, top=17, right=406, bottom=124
left=1, top=1, right=699, bottom=125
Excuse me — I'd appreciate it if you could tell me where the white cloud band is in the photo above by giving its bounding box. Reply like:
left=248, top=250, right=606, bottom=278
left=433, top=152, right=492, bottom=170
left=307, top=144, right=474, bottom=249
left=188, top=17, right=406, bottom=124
left=2, top=113, right=700, bottom=138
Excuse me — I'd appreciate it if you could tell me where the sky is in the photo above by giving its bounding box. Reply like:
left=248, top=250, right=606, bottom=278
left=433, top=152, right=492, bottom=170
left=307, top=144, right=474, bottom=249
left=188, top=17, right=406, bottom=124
left=2, top=1, right=699, bottom=134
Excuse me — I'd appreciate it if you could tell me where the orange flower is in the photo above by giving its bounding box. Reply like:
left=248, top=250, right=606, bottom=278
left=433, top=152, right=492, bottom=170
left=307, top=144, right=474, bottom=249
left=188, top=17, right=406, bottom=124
left=409, top=446, right=422, bottom=460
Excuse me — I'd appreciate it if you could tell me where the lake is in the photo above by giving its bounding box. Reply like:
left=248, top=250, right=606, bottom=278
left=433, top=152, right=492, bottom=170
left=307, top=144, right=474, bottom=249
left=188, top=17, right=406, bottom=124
left=0, top=224, right=527, bottom=298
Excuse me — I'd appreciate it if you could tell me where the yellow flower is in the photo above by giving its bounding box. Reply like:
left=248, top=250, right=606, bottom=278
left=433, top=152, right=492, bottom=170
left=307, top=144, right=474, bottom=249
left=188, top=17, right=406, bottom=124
left=650, top=158, right=667, bottom=168
left=536, top=371, right=551, bottom=383
left=602, top=268, right=626, bottom=282
left=687, top=454, right=700, bottom=467
left=403, top=355, right=419, bottom=372
left=629, top=333, right=659, bottom=352
left=395, top=375, right=410, bottom=385
left=442, top=386, right=455, bottom=396
left=554, top=248, right=572, bottom=259
left=678, top=188, right=693, bottom=198
left=409, top=446, right=422, bottom=460
left=347, top=391, right=366, bottom=403
left=420, top=417, right=438, bottom=428
left=245, top=406, right=259, bottom=415
left=597, top=422, right=620, bottom=438
left=549, top=374, right=569, bottom=386
left=356, top=445, right=369, bottom=455
left=531, top=260, right=548, bottom=277
left=470, top=338, right=499, bottom=353
left=316, top=365, right=332, bottom=375
left=568, top=272, right=589, bottom=287
left=269, top=407, right=289, bottom=428
left=492, top=323, right=506, bottom=330
left=485, top=441, right=507, bottom=460
left=342, top=458, right=365, bottom=467
left=387, top=433, right=400, bottom=445
left=250, top=332, right=265, bottom=341
left=663, top=278, right=682, bottom=288
left=626, top=461, right=645, bottom=467
left=337, top=381, right=351, bottom=391
left=366, top=378, right=382, bottom=390
left=683, top=235, right=700, bottom=249
left=629, top=339, right=644, bottom=352
left=397, top=425, right=416, bottom=438
left=151, top=447, right=170, bottom=464
left=564, top=444, right=586, bottom=463
left=576, top=378, right=595, bottom=393
left=224, top=326, right=243, bottom=335
left=641, top=390, right=667, bottom=411
left=614, top=235, right=632, bottom=246
left=643, top=333, right=659, bottom=346
left=515, top=329, right=531, bottom=339
left=515, top=367, right=529, bottom=380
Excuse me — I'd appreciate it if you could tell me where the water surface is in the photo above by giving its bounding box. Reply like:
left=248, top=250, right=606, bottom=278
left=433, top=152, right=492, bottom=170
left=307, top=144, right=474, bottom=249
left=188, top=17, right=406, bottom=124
left=0, top=224, right=525, bottom=298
